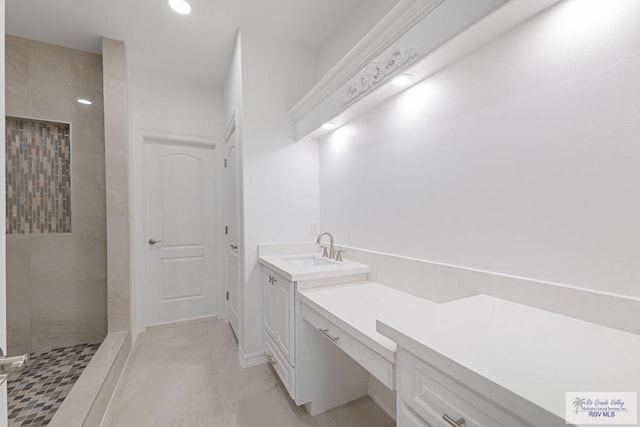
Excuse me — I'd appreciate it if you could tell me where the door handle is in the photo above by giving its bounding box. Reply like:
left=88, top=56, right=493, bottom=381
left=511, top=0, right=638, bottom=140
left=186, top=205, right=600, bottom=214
left=0, top=348, right=29, bottom=386
left=230, top=244, right=238, bottom=250
left=148, top=238, right=163, bottom=245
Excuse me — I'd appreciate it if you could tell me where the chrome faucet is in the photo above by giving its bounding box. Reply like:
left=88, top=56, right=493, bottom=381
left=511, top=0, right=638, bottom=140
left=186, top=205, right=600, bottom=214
left=316, top=232, right=335, bottom=260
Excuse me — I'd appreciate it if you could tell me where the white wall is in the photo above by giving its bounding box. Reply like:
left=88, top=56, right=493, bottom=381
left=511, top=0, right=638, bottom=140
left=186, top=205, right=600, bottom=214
left=129, top=67, right=225, bottom=336
left=238, top=31, right=320, bottom=359
left=317, top=0, right=397, bottom=77
left=223, top=33, right=243, bottom=128
left=319, top=0, right=640, bottom=298
left=130, top=69, right=224, bottom=138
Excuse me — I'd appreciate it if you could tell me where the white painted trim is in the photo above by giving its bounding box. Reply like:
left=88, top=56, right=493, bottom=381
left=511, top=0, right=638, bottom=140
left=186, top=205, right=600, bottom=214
left=288, top=0, right=445, bottom=121
left=146, top=314, right=219, bottom=330
left=131, top=129, right=222, bottom=335
left=143, top=133, right=218, bottom=149
left=4, top=114, right=72, bottom=126
left=291, top=0, right=562, bottom=140
left=239, top=347, right=268, bottom=368
left=224, top=110, right=237, bottom=143
left=222, top=111, right=244, bottom=343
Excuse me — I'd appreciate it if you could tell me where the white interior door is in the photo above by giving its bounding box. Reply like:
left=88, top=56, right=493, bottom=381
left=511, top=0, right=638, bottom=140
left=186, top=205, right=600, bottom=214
left=225, top=127, right=240, bottom=338
left=145, top=140, right=217, bottom=325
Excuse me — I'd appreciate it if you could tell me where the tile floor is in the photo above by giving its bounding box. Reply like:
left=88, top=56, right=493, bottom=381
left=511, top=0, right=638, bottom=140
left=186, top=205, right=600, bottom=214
left=7, top=343, right=100, bottom=427
left=107, top=318, right=395, bottom=427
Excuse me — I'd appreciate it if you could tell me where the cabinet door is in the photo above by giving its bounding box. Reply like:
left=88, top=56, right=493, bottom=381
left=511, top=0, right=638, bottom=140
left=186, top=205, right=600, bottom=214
left=263, top=268, right=276, bottom=338
left=273, top=272, right=295, bottom=364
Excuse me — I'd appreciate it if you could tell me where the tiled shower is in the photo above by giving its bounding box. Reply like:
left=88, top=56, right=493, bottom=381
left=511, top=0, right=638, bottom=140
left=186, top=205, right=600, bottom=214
left=5, top=35, right=107, bottom=425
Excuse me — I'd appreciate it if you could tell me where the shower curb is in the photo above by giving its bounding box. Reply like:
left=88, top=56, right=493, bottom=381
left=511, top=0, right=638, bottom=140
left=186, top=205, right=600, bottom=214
left=48, top=331, right=131, bottom=427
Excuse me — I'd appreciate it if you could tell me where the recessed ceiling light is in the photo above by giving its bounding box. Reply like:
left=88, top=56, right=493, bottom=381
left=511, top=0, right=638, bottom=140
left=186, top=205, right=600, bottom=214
left=391, top=73, right=414, bottom=87
left=169, top=0, right=191, bottom=15
left=77, top=98, right=92, bottom=105
left=322, top=122, right=338, bottom=131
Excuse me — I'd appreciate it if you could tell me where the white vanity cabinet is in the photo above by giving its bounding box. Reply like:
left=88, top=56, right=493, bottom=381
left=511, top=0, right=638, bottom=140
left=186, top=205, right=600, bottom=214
left=396, top=348, right=531, bottom=427
left=263, top=267, right=296, bottom=397
left=259, top=248, right=372, bottom=414
left=263, top=267, right=295, bottom=364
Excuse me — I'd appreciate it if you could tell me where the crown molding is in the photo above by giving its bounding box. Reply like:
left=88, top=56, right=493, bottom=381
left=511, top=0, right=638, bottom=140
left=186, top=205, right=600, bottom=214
left=288, top=0, right=445, bottom=122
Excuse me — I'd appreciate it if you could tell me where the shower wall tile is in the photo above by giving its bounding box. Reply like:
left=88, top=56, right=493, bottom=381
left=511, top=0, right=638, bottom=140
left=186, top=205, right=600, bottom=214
left=71, top=152, right=106, bottom=218
left=6, top=235, right=31, bottom=287
left=27, top=80, right=79, bottom=122
left=103, top=38, right=130, bottom=333
left=5, top=78, right=28, bottom=118
left=5, top=117, right=72, bottom=234
left=106, top=216, right=129, bottom=286
left=7, top=285, right=32, bottom=355
left=5, top=35, right=28, bottom=80
left=106, top=216, right=130, bottom=332
left=31, top=279, right=107, bottom=354
left=102, top=38, right=126, bottom=81
left=73, top=100, right=106, bottom=156
left=30, top=217, right=107, bottom=285
left=105, top=144, right=128, bottom=218
left=5, top=35, right=108, bottom=353
left=27, top=39, right=103, bottom=92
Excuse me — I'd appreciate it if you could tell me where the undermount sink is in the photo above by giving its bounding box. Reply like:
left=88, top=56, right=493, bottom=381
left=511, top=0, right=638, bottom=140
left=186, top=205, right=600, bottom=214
left=281, top=255, right=337, bottom=268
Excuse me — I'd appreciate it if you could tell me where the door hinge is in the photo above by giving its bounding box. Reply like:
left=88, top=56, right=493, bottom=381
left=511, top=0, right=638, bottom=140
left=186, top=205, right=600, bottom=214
left=224, top=158, right=227, bottom=168
left=225, top=225, right=228, bottom=235
left=226, top=291, right=229, bottom=301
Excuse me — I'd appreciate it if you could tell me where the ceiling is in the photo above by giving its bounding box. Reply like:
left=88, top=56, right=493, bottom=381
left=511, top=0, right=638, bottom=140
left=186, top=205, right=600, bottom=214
left=6, top=0, right=364, bottom=87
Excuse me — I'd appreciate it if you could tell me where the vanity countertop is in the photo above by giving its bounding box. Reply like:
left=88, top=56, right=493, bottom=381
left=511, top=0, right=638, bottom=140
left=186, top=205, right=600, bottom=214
left=297, top=281, right=438, bottom=362
left=259, top=252, right=370, bottom=282
left=377, top=294, right=640, bottom=425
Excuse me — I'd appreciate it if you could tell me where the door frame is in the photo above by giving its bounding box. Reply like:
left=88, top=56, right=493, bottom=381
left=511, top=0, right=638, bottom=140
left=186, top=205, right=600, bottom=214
left=223, top=111, right=243, bottom=342
left=131, top=130, right=222, bottom=339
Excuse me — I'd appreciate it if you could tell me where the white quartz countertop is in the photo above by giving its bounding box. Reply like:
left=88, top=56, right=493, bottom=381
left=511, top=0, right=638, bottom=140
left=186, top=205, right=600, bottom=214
left=259, top=252, right=370, bottom=282
left=376, top=294, right=640, bottom=425
left=297, top=282, right=438, bottom=362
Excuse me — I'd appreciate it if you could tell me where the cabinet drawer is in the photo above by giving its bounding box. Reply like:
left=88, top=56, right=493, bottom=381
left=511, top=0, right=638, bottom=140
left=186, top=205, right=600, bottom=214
left=398, top=403, right=432, bottom=427
left=398, top=349, right=529, bottom=427
left=301, top=303, right=394, bottom=389
left=265, top=333, right=295, bottom=399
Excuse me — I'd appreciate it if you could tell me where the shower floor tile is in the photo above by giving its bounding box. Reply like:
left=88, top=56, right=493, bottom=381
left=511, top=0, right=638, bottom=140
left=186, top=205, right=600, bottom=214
left=7, top=342, right=100, bottom=427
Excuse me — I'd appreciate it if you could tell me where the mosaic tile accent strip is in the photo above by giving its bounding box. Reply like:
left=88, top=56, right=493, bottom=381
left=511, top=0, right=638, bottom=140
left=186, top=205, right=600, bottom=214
left=5, top=117, right=72, bottom=234
left=7, top=342, right=100, bottom=427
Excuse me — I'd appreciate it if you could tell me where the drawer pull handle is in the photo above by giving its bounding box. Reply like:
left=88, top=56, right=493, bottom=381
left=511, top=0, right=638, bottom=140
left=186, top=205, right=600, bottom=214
left=267, top=353, right=278, bottom=366
left=443, top=414, right=466, bottom=427
left=319, top=328, right=340, bottom=344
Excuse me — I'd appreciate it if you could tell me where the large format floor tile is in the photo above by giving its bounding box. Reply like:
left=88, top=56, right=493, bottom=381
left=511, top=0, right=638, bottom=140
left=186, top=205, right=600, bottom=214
left=108, top=319, right=395, bottom=427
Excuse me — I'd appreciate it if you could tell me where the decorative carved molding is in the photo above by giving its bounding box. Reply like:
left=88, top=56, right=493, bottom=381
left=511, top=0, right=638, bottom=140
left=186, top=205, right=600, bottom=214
left=342, top=48, right=419, bottom=107
left=288, top=0, right=445, bottom=122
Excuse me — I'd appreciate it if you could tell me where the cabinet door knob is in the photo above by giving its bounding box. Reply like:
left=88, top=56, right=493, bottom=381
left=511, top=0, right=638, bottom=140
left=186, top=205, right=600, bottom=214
left=443, top=414, right=466, bottom=426
left=230, top=244, right=238, bottom=250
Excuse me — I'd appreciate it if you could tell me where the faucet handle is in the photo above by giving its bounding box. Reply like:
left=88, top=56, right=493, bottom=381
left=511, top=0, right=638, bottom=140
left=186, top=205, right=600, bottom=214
left=320, top=245, right=329, bottom=258
left=334, top=249, right=345, bottom=262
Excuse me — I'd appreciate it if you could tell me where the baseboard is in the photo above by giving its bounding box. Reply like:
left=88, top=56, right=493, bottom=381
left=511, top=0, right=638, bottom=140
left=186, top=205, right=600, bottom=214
left=239, top=347, right=268, bottom=368
left=146, top=314, right=218, bottom=330
left=368, top=375, right=396, bottom=421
